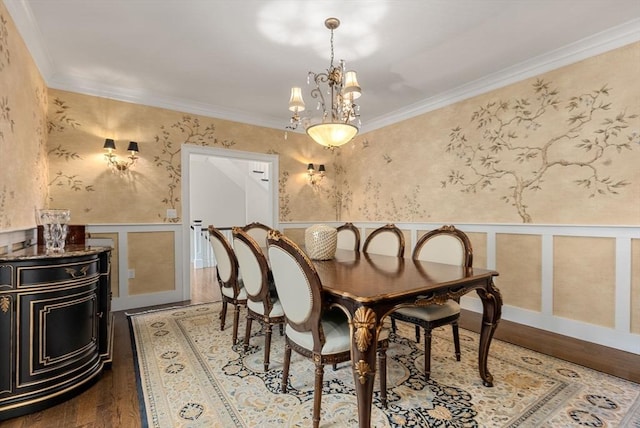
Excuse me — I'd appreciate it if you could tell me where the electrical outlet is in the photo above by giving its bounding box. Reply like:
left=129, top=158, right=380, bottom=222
left=167, top=209, right=177, bottom=219
left=128, top=269, right=135, bottom=279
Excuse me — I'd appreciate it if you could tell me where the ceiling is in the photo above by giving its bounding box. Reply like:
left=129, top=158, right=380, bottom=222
left=6, top=0, right=640, bottom=133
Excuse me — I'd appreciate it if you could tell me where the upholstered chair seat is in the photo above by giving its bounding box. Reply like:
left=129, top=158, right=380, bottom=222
left=247, top=296, right=283, bottom=317
left=221, top=283, right=247, bottom=300
left=393, top=300, right=460, bottom=324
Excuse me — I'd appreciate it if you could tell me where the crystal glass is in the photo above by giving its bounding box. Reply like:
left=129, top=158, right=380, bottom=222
left=38, top=209, right=71, bottom=253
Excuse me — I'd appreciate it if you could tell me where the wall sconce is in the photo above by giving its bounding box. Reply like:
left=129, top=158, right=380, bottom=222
left=307, top=163, right=326, bottom=186
left=103, top=138, right=139, bottom=172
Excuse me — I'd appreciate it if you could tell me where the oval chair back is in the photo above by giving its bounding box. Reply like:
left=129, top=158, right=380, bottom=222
left=363, top=223, right=405, bottom=257
left=267, top=230, right=324, bottom=351
left=413, top=225, right=473, bottom=267
left=209, top=226, right=241, bottom=297
left=242, top=221, right=272, bottom=248
left=208, top=225, right=246, bottom=345
left=336, top=222, right=360, bottom=251
left=232, top=227, right=273, bottom=315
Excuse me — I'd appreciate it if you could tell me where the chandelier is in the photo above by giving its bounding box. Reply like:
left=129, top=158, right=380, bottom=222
left=287, top=17, right=361, bottom=149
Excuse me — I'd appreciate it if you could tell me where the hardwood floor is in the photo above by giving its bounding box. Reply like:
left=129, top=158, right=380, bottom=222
left=2, top=268, right=638, bottom=427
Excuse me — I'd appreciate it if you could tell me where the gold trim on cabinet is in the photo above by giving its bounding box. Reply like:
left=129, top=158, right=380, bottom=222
left=0, top=295, right=9, bottom=313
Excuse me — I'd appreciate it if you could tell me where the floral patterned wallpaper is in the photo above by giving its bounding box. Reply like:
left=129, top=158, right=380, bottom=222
left=342, top=43, right=640, bottom=225
left=45, top=89, right=333, bottom=225
left=0, top=0, right=638, bottom=230
left=0, top=4, right=48, bottom=231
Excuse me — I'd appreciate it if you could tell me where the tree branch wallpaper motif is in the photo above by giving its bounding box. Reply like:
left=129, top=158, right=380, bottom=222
left=47, top=98, right=94, bottom=201
left=0, top=14, right=9, bottom=71
left=153, top=116, right=235, bottom=223
left=443, top=79, right=639, bottom=223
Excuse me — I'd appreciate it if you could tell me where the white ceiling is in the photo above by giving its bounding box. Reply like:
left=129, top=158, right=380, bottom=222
left=6, top=0, right=640, bottom=133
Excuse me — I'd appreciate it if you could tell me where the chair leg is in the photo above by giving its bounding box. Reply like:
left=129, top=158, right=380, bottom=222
left=243, top=316, right=253, bottom=352
left=379, top=347, right=388, bottom=408
left=424, top=328, right=432, bottom=380
left=281, top=342, right=291, bottom=393
left=279, top=323, right=284, bottom=336
left=415, top=325, right=421, bottom=343
left=263, top=324, right=273, bottom=371
left=313, top=362, right=324, bottom=428
left=220, top=301, right=228, bottom=331
left=452, top=321, right=461, bottom=361
left=232, top=304, right=241, bottom=345
left=391, top=317, right=397, bottom=333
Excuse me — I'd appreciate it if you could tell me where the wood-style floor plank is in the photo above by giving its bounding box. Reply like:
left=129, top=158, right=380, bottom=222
left=2, top=267, right=638, bottom=426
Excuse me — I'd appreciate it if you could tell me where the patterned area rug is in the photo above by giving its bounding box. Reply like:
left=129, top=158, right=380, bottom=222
left=128, top=303, right=640, bottom=427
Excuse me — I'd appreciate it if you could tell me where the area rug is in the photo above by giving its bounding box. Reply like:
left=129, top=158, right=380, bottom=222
left=128, top=303, right=640, bottom=427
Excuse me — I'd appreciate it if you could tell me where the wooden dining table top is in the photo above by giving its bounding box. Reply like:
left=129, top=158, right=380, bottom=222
left=312, top=249, right=499, bottom=303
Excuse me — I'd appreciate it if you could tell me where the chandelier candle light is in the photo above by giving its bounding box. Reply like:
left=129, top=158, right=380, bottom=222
left=287, top=17, right=361, bottom=149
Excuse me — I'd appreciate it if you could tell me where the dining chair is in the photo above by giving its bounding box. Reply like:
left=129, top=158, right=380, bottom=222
left=390, top=224, right=473, bottom=380
left=336, top=222, right=360, bottom=251
left=362, top=223, right=405, bottom=257
left=232, top=227, right=285, bottom=371
left=208, top=225, right=247, bottom=345
left=267, top=230, right=388, bottom=428
left=242, top=221, right=272, bottom=247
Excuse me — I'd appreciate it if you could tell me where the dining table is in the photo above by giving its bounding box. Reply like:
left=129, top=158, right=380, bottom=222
left=310, top=249, right=502, bottom=428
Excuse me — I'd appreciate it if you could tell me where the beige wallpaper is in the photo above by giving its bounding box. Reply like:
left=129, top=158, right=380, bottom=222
left=496, top=234, right=542, bottom=311
left=342, top=43, right=640, bottom=225
left=128, top=231, right=175, bottom=295
left=45, top=41, right=640, bottom=227
left=45, top=90, right=337, bottom=225
left=0, top=3, right=48, bottom=230
left=554, top=236, right=616, bottom=327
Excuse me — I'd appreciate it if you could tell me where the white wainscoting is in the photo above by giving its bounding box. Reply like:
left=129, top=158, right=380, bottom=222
left=281, top=222, right=639, bottom=355
left=88, top=223, right=185, bottom=312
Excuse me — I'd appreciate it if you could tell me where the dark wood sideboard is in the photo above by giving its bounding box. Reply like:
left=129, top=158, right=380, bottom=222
left=0, top=245, right=113, bottom=420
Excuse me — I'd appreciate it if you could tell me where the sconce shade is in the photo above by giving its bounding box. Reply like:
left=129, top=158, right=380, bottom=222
left=307, top=163, right=315, bottom=172
left=103, top=138, right=116, bottom=150
left=127, top=141, right=139, bottom=153
left=318, top=164, right=326, bottom=173
left=306, top=122, right=358, bottom=148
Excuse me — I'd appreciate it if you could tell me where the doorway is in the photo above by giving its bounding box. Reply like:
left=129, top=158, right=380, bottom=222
left=181, top=144, right=279, bottom=301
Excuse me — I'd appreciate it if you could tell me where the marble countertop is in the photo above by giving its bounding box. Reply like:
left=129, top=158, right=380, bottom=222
left=0, top=245, right=110, bottom=261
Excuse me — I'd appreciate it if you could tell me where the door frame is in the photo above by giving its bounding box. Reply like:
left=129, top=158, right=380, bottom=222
left=180, top=144, right=279, bottom=300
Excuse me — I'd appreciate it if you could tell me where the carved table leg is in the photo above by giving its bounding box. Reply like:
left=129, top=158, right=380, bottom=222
left=351, top=306, right=379, bottom=428
left=476, top=278, right=503, bottom=387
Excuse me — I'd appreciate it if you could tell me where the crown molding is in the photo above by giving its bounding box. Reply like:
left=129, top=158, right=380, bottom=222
left=6, top=0, right=639, bottom=134
left=362, top=18, right=640, bottom=134
left=4, top=0, right=55, bottom=78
